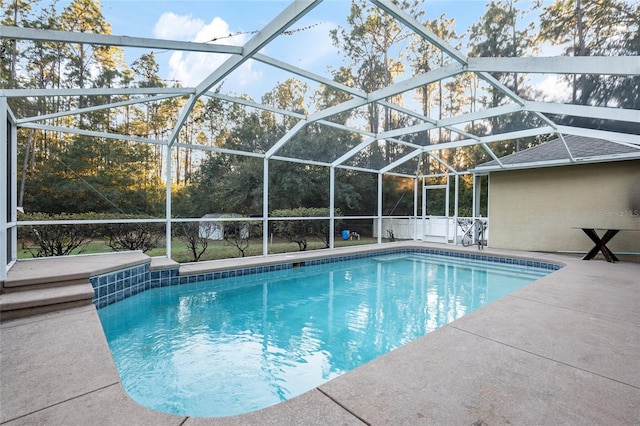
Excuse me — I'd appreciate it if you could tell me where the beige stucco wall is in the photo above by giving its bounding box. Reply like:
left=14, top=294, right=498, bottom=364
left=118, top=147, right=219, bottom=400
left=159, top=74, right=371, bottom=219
left=488, top=159, right=640, bottom=258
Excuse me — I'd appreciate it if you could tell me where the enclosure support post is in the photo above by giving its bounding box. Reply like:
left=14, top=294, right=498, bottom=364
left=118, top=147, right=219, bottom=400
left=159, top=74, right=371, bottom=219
left=454, top=174, right=459, bottom=245
left=473, top=174, right=482, bottom=219
left=0, top=97, right=15, bottom=281
left=377, top=173, right=383, bottom=244
left=329, top=166, right=335, bottom=249
left=413, top=177, right=418, bottom=240
left=421, top=180, right=426, bottom=242
left=263, top=158, right=269, bottom=256
left=164, top=145, right=172, bottom=259
left=445, top=175, right=450, bottom=244
left=0, top=98, right=6, bottom=281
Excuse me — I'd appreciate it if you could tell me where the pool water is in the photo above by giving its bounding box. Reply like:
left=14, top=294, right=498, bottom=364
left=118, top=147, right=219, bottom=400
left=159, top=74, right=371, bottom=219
left=98, top=253, right=550, bottom=417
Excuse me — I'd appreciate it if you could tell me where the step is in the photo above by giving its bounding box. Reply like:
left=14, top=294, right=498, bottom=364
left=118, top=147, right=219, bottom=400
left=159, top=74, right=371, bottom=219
left=0, top=283, right=95, bottom=321
left=1, top=277, right=91, bottom=293
left=2, top=252, right=150, bottom=292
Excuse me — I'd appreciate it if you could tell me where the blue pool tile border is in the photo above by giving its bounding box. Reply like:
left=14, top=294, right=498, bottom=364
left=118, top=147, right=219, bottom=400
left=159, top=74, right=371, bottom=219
left=91, top=248, right=562, bottom=309
left=90, top=263, right=149, bottom=310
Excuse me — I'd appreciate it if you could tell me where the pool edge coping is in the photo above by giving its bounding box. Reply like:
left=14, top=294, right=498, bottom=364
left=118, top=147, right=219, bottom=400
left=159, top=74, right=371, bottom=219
left=12, top=243, right=638, bottom=425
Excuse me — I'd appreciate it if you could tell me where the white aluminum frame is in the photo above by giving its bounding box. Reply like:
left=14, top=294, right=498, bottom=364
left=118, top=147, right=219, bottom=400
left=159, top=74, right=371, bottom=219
left=1, top=0, right=639, bottom=279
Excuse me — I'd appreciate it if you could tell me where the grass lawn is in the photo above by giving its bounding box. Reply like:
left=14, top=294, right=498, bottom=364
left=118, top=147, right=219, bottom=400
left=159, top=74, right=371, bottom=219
left=18, top=236, right=387, bottom=263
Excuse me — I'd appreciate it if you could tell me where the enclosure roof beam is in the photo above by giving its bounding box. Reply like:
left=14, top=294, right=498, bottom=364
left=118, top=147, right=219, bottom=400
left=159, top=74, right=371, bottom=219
left=257, top=58, right=464, bottom=135
left=6, top=102, right=16, bottom=123
left=265, top=120, right=309, bottom=158
left=386, top=138, right=425, bottom=150
left=316, top=120, right=375, bottom=137
left=557, top=133, right=576, bottom=163
left=377, top=100, right=430, bottom=122
left=467, top=56, right=640, bottom=76
left=480, top=143, right=505, bottom=168
left=308, top=64, right=460, bottom=123
left=253, top=53, right=366, bottom=99
left=524, top=102, right=640, bottom=123
left=380, top=148, right=423, bottom=174
left=0, top=25, right=243, bottom=54
left=270, top=155, right=331, bottom=167
left=423, top=139, right=481, bottom=153
left=477, top=68, right=561, bottom=133
left=254, top=53, right=455, bottom=129
left=212, top=62, right=438, bottom=136
left=378, top=121, right=435, bottom=140
left=194, top=1, right=321, bottom=99
left=0, top=87, right=193, bottom=98
left=369, top=1, right=543, bottom=138
left=371, top=63, right=463, bottom=102
left=375, top=97, right=522, bottom=140
left=208, top=91, right=376, bottom=138
left=335, top=164, right=379, bottom=174
left=168, top=0, right=322, bottom=147
left=384, top=172, right=418, bottom=179
left=174, top=143, right=265, bottom=159
left=308, top=98, right=366, bottom=122
left=379, top=100, right=485, bottom=142
left=20, top=122, right=168, bottom=145
left=253, top=53, right=448, bottom=126
left=207, top=92, right=307, bottom=120
left=17, top=94, right=181, bottom=124
left=426, top=152, right=458, bottom=174
left=556, top=125, right=640, bottom=145
left=370, top=0, right=468, bottom=65
left=477, top=72, right=526, bottom=106
left=436, top=104, right=522, bottom=128
left=420, top=126, right=556, bottom=153
left=332, top=137, right=376, bottom=167
left=478, top=126, right=556, bottom=144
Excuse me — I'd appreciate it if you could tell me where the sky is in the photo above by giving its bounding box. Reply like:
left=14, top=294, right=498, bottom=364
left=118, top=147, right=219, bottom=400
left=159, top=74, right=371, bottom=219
left=56, top=0, right=567, bottom=104
left=93, top=1, right=493, bottom=97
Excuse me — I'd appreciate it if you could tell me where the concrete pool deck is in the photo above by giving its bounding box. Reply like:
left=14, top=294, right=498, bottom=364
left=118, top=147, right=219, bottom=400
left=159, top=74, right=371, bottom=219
left=1, top=242, right=638, bottom=425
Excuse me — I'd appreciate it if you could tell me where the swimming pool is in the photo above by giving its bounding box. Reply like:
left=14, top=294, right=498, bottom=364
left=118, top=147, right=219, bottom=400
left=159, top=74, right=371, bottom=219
left=98, top=251, right=554, bottom=417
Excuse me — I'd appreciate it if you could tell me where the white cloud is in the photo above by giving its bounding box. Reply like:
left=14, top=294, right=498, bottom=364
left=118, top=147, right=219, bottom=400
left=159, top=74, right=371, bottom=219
left=153, top=13, right=262, bottom=90
left=536, top=75, right=572, bottom=103
left=153, top=13, right=203, bottom=41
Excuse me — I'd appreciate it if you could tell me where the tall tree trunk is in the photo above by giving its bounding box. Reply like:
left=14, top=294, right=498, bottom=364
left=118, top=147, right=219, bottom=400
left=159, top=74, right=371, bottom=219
left=8, top=0, right=19, bottom=88
left=576, top=0, right=586, bottom=104
left=175, top=146, right=181, bottom=184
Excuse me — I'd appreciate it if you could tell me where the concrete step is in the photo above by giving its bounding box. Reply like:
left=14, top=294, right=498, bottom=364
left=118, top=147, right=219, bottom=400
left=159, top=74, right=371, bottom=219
left=2, top=252, right=150, bottom=293
left=1, top=277, right=90, bottom=293
left=0, top=283, right=95, bottom=321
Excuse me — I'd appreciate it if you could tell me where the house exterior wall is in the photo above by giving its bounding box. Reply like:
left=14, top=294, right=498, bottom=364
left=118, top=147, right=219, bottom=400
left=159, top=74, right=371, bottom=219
left=487, top=159, right=640, bottom=257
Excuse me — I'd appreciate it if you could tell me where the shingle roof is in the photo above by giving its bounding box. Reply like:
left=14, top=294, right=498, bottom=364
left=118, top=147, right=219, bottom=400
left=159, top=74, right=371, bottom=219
left=474, top=135, right=640, bottom=170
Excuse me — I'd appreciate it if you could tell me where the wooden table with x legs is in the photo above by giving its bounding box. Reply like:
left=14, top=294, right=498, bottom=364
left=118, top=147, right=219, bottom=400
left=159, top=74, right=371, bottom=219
left=575, top=228, right=638, bottom=263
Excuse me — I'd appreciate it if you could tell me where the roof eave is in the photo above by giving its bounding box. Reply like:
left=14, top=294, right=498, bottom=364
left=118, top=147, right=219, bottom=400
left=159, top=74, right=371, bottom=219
left=470, top=152, right=640, bottom=174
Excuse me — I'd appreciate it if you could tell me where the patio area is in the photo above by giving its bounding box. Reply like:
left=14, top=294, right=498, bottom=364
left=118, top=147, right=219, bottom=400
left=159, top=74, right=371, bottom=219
left=1, top=242, right=638, bottom=425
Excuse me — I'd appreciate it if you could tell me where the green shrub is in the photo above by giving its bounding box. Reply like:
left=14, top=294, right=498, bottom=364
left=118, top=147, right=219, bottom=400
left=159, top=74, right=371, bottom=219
left=19, top=212, right=164, bottom=256
left=99, top=214, right=163, bottom=253
left=270, top=208, right=340, bottom=251
left=175, top=222, right=210, bottom=262
left=19, top=212, right=98, bottom=257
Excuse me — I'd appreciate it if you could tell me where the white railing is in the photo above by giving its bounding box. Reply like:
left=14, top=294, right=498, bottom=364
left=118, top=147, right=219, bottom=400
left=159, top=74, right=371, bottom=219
left=373, top=216, right=489, bottom=246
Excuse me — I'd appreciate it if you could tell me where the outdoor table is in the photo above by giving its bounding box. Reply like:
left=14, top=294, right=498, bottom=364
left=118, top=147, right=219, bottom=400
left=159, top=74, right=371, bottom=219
left=574, top=227, right=638, bottom=263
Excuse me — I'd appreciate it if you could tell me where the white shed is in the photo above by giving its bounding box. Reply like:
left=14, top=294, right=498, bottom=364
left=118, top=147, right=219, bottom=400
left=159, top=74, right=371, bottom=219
left=199, top=213, right=249, bottom=240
